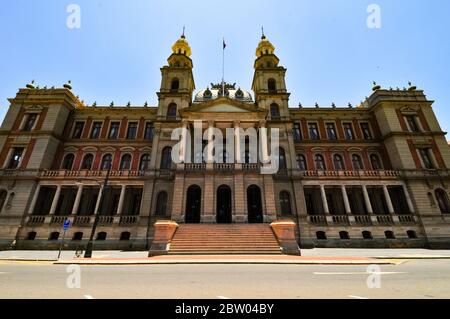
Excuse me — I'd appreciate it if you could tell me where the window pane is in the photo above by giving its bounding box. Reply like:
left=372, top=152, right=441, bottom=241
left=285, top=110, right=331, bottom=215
left=108, top=122, right=120, bottom=139
left=8, top=148, right=24, bottom=169
left=90, top=122, right=102, bottom=139
left=127, top=123, right=138, bottom=140
left=72, top=122, right=85, bottom=139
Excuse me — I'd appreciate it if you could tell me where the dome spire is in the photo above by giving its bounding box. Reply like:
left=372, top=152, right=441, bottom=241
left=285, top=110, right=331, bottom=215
left=261, top=26, right=266, bottom=39
left=181, top=26, right=186, bottom=39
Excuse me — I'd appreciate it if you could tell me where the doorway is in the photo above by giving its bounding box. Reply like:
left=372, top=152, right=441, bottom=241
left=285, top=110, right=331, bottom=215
left=247, top=185, right=263, bottom=223
left=185, top=185, right=201, bottom=223
left=217, top=185, right=232, bottom=224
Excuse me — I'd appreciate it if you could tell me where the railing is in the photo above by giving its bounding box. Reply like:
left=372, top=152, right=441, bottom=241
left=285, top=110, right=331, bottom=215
left=98, top=216, right=114, bottom=225
left=27, top=216, right=45, bottom=225
left=50, top=216, right=67, bottom=225
left=300, top=170, right=400, bottom=178
left=398, top=215, right=416, bottom=224
left=376, top=215, right=394, bottom=225
left=73, top=216, right=91, bottom=225
left=40, top=170, right=145, bottom=178
left=213, top=163, right=235, bottom=172
left=332, top=215, right=350, bottom=225
left=120, top=216, right=139, bottom=225
left=354, top=215, right=373, bottom=226
left=243, top=163, right=261, bottom=172
left=308, top=215, right=327, bottom=225
left=184, top=163, right=206, bottom=172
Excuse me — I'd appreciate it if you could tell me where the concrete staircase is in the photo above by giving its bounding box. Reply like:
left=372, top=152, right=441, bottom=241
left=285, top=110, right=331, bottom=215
left=168, top=224, right=282, bottom=255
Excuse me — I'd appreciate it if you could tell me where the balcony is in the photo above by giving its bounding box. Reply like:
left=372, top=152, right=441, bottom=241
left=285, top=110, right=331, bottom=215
left=26, top=215, right=139, bottom=227
left=298, top=170, right=400, bottom=179
left=306, top=214, right=418, bottom=227
left=40, top=170, right=146, bottom=179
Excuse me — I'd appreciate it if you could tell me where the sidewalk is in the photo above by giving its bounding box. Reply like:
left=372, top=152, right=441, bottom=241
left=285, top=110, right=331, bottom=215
left=1, top=248, right=450, bottom=265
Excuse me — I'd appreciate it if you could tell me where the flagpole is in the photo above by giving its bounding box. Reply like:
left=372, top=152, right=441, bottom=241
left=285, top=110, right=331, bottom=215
left=222, top=37, right=225, bottom=96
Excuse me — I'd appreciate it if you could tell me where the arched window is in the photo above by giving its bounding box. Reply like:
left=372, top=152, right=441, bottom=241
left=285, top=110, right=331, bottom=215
left=370, top=154, right=383, bottom=170
left=316, top=231, right=327, bottom=240
left=171, top=78, right=180, bottom=91
left=315, top=154, right=326, bottom=171
left=270, top=103, right=281, bottom=119
left=96, top=232, right=107, bottom=241
left=167, top=103, right=177, bottom=119
left=101, top=154, right=113, bottom=170
left=352, top=154, right=364, bottom=170
left=26, top=232, right=37, bottom=240
left=333, top=154, right=345, bottom=171
left=139, top=154, right=151, bottom=171
left=297, top=154, right=307, bottom=171
left=435, top=189, right=450, bottom=214
left=279, top=191, right=292, bottom=215
left=362, top=231, right=373, bottom=240
left=0, top=190, right=7, bottom=213
left=278, top=147, right=287, bottom=170
left=81, top=154, right=94, bottom=170
left=72, top=232, right=83, bottom=241
left=120, top=154, right=132, bottom=170
left=340, top=231, right=350, bottom=240
left=48, top=232, right=60, bottom=241
left=120, top=232, right=131, bottom=241
left=385, top=231, right=395, bottom=239
left=155, top=191, right=168, bottom=216
left=407, top=230, right=417, bottom=239
left=268, top=78, right=277, bottom=92
left=61, top=154, right=75, bottom=170
left=160, top=147, right=172, bottom=169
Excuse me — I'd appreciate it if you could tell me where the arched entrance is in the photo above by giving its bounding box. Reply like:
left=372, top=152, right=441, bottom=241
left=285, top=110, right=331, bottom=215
left=247, top=185, right=263, bottom=223
left=217, top=185, right=232, bottom=224
left=185, top=185, right=201, bottom=223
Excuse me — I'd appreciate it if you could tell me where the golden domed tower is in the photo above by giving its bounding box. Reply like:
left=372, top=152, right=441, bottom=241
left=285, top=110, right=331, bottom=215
left=157, top=30, right=196, bottom=119
left=251, top=30, right=290, bottom=119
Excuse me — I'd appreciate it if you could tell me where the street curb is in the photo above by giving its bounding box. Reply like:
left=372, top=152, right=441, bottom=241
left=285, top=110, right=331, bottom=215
left=0, top=259, right=57, bottom=262
left=53, top=259, right=398, bottom=266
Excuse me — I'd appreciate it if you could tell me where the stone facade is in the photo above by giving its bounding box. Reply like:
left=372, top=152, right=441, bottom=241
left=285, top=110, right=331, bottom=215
left=0, top=34, right=449, bottom=251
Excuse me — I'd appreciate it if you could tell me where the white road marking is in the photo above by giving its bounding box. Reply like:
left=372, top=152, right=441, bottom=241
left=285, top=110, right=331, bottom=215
left=314, top=272, right=406, bottom=275
left=0, top=272, right=8, bottom=274
left=348, top=295, right=369, bottom=299
left=217, top=296, right=230, bottom=299
left=84, top=295, right=95, bottom=299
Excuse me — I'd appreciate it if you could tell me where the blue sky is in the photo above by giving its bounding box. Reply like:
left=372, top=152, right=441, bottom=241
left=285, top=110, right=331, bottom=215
left=1, top=0, right=450, bottom=133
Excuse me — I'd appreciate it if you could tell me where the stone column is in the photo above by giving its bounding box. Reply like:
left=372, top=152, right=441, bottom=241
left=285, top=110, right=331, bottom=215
left=180, top=121, right=189, bottom=163
left=234, top=120, right=242, bottom=164
left=362, top=185, right=373, bottom=214
left=320, top=185, right=329, bottom=214
left=117, top=185, right=127, bottom=215
left=150, top=126, right=161, bottom=170
left=260, top=120, right=269, bottom=163
left=71, top=184, right=83, bottom=215
left=402, top=184, right=416, bottom=214
left=27, top=184, right=41, bottom=215
left=341, top=185, right=351, bottom=214
left=383, top=185, right=395, bottom=214
left=49, top=185, right=62, bottom=216
left=206, top=120, right=215, bottom=164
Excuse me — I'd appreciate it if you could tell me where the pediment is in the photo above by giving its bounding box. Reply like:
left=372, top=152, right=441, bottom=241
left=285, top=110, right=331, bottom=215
left=181, top=97, right=266, bottom=115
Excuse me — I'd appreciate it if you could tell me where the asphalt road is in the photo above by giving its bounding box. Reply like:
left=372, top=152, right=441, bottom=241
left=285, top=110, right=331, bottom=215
left=0, top=259, right=449, bottom=299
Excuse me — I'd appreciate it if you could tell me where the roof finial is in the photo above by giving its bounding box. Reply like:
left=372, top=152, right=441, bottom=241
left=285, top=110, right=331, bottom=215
left=261, top=26, right=266, bottom=40
left=181, top=26, right=186, bottom=39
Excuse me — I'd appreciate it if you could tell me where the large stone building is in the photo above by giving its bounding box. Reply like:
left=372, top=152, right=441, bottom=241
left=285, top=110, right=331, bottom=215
left=1, top=33, right=450, bottom=252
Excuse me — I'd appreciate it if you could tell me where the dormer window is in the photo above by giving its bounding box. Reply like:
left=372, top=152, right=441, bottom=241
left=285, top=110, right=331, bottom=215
left=203, top=88, right=212, bottom=100
left=235, top=88, right=244, bottom=99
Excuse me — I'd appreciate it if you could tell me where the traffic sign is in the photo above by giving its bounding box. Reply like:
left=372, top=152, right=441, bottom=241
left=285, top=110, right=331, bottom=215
left=63, top=219, right=71, bottom=231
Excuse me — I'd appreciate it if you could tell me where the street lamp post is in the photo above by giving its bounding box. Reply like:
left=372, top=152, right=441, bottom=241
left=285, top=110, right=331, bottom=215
left=84, top=164, right=112, bottom=258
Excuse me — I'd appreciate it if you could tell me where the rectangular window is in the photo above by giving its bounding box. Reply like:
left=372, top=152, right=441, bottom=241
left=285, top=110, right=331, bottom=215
left=7, top=147, right=24, bottom=169
left=72, top=121, right=85, bottom=139
left=90, top=122, right=102, bottom=139
left=22, top=114, right=38, bottom=132
left=144, top=122, right=154, bottom=140
left=126, top=122, right=138, bottom=140
left=293, top=123, right=302, bottom=142
left=308, top=123, right=320, bottom=140
left=360, top=122, right=373, bottom=140
left=405, top=115, right=420, bottom=132
left=108, top=122, right=120, bottom=139
left=343, top=123, right=354, bottom=140
left=326, top=123, right=337, bottom=140
left=419, top=148, right=435, bottom=169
